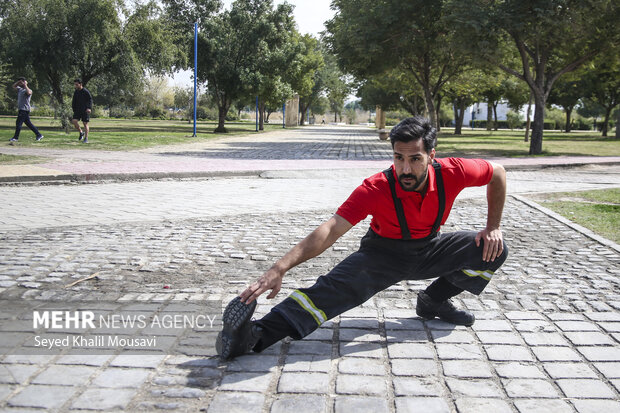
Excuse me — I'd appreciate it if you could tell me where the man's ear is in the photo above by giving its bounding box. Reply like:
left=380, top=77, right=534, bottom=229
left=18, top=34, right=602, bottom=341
left=428, top=148, right=436, bottom=163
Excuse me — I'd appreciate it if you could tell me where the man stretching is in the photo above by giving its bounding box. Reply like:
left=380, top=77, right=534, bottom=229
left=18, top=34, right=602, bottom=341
left=217, top=116, right=508, bottom=360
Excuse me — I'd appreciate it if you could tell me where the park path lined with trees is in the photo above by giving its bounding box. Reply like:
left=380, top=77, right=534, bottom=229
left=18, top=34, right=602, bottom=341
left=1, top=0, right=618, bottom=153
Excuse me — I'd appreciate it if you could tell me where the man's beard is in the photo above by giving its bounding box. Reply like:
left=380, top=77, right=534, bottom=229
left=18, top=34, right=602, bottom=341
left=398, top=168, right=428, bottom=192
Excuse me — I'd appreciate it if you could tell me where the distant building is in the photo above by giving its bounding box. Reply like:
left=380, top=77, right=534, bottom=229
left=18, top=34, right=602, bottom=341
left=462, top=102, right=511, bottom=125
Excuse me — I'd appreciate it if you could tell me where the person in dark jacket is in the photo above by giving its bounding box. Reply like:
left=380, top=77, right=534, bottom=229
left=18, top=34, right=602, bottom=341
left=71, top=78, right=93, bottom=143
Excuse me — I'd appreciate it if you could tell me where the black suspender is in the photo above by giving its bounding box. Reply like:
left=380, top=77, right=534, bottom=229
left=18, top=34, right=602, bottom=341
left=383, top=160, right=446, bottom=240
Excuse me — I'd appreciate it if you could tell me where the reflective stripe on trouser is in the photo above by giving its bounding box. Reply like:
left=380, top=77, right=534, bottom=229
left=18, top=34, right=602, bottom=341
left=270, top=229, right=508, bottom=339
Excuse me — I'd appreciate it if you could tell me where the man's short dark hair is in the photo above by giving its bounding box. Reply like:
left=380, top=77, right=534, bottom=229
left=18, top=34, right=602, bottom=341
left=17, top=77, right=26, bottom=81
left=74, top=78, right=82, bottom=84
left=389, top=116, right=437, bottom=153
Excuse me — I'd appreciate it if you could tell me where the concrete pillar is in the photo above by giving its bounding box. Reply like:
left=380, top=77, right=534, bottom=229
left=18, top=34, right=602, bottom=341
left=285, top=95, right=300, bottom=127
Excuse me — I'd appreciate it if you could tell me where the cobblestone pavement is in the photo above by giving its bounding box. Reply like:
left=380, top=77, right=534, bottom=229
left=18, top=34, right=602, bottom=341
left=1, top=126, right=619, bottom=412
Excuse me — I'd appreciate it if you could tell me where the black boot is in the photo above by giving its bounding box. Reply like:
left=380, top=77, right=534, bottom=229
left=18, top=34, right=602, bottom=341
left=216, top=297, right=263, bottom=360
left=416, top=291, right=475, bottom=326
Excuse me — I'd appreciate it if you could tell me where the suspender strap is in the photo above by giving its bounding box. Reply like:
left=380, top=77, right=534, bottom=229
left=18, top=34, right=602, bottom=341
left=383, top=168, right=411, bottom=240
left=383, top=161, right=446, bottom=240
left=431, top=160, right=445, bottom=235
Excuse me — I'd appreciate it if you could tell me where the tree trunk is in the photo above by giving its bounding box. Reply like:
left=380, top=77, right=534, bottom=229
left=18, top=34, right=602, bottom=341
left=299, top=100, right=308, bottom=125
left=616, top=107, right=620, bottom=139
left=524, top=95, right=533, bottom=142
left=565, top=107, right=573, bottom=133
left=215, top=104, right=229, bottom=133
left=435, top=94, right=442, bottom=132
left=493, top=102, right=499, bottom=130
left=421, top=86, right=438, bottom=130
left=601, top=107, right=611, bottom=137
left=334, top=111, right=337, bottom=123
left=259, top=101, right=265, bottom=131
left=486, top=101, right=493, bottom=131
left=453, top=101, right=461, bottom=135
left=529, top=95, right=546, bottom=155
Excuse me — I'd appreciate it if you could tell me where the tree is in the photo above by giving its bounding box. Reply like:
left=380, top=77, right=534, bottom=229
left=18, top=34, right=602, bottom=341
left=0, top=0, right=180, bottom=126
left=287, top=35, right=324, bottom=126
left=326, top=0, right=467, bottom=129
left=443, top=69, right=488, bottom=134
left=581, top=52, right=620, bottom=137
left=356, top=69, right=425, bottom=117
left=452, top=0, right=620, bottom=154
left=195, top=0, right=296, bottom=132
left=323, top=52, right=351, bottom=123
left=547, top=74, right=584, bottom=132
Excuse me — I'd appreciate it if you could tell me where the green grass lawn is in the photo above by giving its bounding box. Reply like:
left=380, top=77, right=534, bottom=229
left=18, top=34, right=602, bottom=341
left=529, top=188, right=620, bottom=244
left=0, top=116, right=286, bottom=151
left=436, top=128, right=620, bottom=158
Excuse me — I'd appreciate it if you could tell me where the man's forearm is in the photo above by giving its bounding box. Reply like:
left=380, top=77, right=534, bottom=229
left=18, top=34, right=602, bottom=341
left=486, top=163, right=506, bottom=230
left=271, top=215, right=352, bottom=276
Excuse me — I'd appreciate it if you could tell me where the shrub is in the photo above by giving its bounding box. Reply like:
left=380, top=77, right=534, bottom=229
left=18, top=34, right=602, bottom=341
left=506, top=111, right=523, bottom=130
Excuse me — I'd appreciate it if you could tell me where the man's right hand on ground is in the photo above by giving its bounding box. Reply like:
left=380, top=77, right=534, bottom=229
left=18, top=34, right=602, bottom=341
left=239, top=267, right=284, bottom=304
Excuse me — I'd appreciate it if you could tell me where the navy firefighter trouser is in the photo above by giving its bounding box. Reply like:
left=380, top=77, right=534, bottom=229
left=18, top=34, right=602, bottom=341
left=266, top=228, right=508, bottom=340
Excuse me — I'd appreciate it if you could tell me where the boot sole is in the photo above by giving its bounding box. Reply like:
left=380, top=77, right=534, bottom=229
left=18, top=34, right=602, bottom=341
left=216, top=297, right=256, bottom=360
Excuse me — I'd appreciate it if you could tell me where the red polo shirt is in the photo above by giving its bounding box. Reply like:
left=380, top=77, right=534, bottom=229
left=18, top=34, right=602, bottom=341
left=336, top=157, right=494, bottom=239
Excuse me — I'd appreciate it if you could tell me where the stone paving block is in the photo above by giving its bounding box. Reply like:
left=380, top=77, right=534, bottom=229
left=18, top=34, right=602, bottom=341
left=7, top=385, right=76, bottom=409
left=305, top=328, right=334, bottom=341
left=384, top=318, right=425, bottom=330
left=0, top=365, right=39, bottom=384
left=91, top=368, right=151, bottom=388
left=341, top=342, right=384, bottom=358
left=445, top=378, right=503, bottom=398
left=283, top=355, right=331, bottom=373
left=502, top=378, right=561, bottom=398
left=208, top=392, right=265, bottom=413
left=392, top=377, right=443, bottom=397
left=390, top=359, right=438, bottom=376
left=555, top=321, right=600, bottom=332
left=514, top=399, right=574, bottom=413
left=278, top=372, right=329, bottom=393
left=31, top=365, right=97, bottom=386
left=593, top=362, right=620, bottom=378
left=556, top=379, right=617, bottom=398
left=435, top=344, right=483, bottom=360
left=471, top=320, right=512, bottom=331
left=55, top=355, right=111, bottom=366
left=340, top=319, right=380, bottom=329
left=334, top=396, right=389, bottom=413
left=454, top=398, right=512, bottom=413
left=387, top=342, right=434, bottom=359
left=71, top=388, right=136, bottom=410
left=475, top=331, right=523, bottom=345
left=505, top=311, right=546, bottom=320
left=289, top=341, right=332, bottom=355
left=494, top=362, right=547, bottom=379
left=521, top=332, right=569, bottom=346
left=336, top=374, right=387, bottom=396
left=151, top=387, right=206, bottom=398
left=219, top=372, right=273, bottom=393
left=564, top=331, right=616, bottom=346
left=425, top=320, right=465, bottom=330
left=577, top=346, right=620, bottom=362
left=225, top=354, right=279, bottom=372
left=511, top=320, right=557, bottom=332
left=571, top=399, right=620, bottom=413
left=0, top=385, right=14, bottom=401
left=485, top=345, right=534, bottom=362
left=611, top=379, right=620, bottom=393
left=338, top=357, right=385, bottom=375
left=441, top=360, right=493, bottom=378
left=430, top=330, right=476, bottom=343
left=532, top=346, right=582, bottom=362
left=584, top=312, right=620, bottom=322
left=271, top=395, right=327, bottom=413
left=543, top=362, right=598, bottom=379
left=339, top=328, right=382, bottom=342
left=385, top=329, right=428, bottom=342
left=599, top=322, right=620, bottom=333
left=109, top=354, right=165, bottom=368
left=394, top=397, right=450, bottom=413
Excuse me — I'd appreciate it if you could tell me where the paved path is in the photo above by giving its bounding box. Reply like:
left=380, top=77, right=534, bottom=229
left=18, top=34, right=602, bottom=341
left=0, top=125, right=619, bottom=412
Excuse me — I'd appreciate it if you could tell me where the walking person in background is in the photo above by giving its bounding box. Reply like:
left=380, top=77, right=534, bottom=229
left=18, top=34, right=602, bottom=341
left=71, top=78, right=93, bottom=143
left=9, top=77, right=44, bottom=144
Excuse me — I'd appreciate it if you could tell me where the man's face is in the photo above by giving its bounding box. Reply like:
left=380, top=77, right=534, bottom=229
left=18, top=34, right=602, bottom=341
left=74, top=82, right=81, bottom=90
left=393, top=139, right=435, bottom=192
